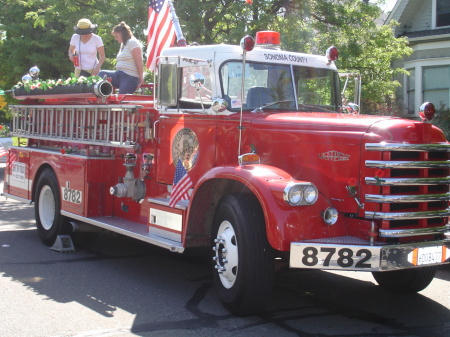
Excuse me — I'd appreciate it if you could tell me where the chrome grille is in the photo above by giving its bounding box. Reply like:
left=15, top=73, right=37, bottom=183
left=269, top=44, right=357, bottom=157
left=364, top=143, right=450, bottom=238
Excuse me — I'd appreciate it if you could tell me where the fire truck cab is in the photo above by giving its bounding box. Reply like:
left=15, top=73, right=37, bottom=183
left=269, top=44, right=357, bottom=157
left=2, top=31, right=450, bottom=316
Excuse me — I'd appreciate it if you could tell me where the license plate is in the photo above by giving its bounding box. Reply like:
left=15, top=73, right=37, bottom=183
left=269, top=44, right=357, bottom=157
left=290, top=243, right=381, bottom=271
left=408, top=246, right=448, bottom=266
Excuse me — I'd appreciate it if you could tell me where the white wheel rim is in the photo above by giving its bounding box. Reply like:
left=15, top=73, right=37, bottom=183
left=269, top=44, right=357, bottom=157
left=38, top=185, right=56, bottom=231
left=213, top=220, right=238, bottom=289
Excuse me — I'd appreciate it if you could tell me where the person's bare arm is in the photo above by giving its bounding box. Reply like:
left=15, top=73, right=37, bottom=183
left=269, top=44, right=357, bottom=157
left=93, top=46, right=105, bottom=76
left=131, top=47, right=144, bottom=88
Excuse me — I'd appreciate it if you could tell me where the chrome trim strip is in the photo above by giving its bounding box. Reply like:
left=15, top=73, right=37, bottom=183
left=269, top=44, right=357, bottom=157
left=366, top=160, right=450, bottom=169
left=365, top=192, right=450, bottom=203
left=8, top=146, right=117, bottom=159
left=379, top=225, right=450, bottom=237
left=365, top=209, right=450, bottom=220
left=8, top=135, right=136, bottom=149
left=365, top=176, right=450, bottom=186
left=366, top=143, right=450, bottom=152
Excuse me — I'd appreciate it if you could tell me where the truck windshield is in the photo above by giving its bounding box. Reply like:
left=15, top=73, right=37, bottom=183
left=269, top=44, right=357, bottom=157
left=220, top=61, right=340, bottom=112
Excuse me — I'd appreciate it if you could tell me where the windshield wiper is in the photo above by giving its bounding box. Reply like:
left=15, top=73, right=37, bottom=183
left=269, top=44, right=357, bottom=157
left=251, top=100, right=294, bottom=113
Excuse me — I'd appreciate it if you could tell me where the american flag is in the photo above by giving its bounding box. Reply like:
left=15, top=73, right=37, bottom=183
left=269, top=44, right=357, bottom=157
left=146, top=0, right=176, bottom=71
left=0, top=146, right=7, bottom=158
left=169, top=158, right=193, bottom=207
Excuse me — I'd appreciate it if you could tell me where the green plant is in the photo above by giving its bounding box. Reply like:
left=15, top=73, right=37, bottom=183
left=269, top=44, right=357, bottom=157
left=13, top=75, right=103, bottom=92
left=0, top=124, right=10, bottom=137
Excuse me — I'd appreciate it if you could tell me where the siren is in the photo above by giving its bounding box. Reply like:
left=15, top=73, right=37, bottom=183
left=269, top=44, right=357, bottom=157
left=255, top=31, right=280, bottom=49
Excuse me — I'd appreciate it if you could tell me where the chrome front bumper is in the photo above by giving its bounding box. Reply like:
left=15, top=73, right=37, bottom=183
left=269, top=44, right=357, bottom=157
left=290, top=237, right=450, bottom=271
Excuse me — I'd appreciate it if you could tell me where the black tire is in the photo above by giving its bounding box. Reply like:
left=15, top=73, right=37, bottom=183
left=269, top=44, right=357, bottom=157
left=211, top=193, right=274, bottom=316
left=34, top=169, right=71, bottom=246
left=372, top=266, right=437, bottom=293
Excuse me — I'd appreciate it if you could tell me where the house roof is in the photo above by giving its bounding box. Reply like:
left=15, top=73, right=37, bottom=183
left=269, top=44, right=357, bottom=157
left=401, top=27, right=450, bottom=39
left=385, top=0, right=450, bottom=41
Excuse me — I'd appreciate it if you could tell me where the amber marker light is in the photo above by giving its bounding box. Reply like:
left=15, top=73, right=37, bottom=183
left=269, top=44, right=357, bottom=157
left=238, top=153, right=260, bottom=165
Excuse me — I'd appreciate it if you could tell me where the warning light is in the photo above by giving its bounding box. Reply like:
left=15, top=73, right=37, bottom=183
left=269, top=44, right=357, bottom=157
left=419, top=102, right=436, bottom=122
left=240, top=35, right=255, bottom=52
left=326, top=46, right=339, bottom=65
left=255, top=31, right=280, bottom=49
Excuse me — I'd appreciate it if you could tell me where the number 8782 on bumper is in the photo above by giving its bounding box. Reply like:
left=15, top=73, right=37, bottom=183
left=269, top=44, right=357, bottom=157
left=290, top=244, right=381, bottom=271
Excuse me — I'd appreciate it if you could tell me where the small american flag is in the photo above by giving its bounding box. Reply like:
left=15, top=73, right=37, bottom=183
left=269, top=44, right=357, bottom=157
left=146, top=0, right=176, bottom=71
left=0, top=146, right=7, bottom=158
left=169, top=158, right=193, bottom=207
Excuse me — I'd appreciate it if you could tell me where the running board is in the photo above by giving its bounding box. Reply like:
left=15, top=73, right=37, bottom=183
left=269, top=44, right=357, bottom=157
left=61, top=211, right=184, bottom=253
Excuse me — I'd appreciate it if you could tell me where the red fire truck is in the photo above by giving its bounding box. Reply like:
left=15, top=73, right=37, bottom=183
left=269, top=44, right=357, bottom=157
left=2, top=31, right=450, bottom=315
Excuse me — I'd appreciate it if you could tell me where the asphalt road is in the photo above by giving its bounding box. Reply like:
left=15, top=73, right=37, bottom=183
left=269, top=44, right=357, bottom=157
left=1, top=162, right=449, bottom=337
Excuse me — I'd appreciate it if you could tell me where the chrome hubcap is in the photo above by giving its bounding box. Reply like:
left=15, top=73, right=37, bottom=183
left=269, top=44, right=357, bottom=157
left=39, top=185, right=55, bottom=231
left=212, top=220, right=238, bottom=289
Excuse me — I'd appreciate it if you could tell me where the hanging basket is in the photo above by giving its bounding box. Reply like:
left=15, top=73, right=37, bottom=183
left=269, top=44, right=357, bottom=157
left=12, top=80, right=113, bottom=100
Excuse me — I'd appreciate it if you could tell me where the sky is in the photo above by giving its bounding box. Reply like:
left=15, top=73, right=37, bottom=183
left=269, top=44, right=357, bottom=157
left=372, top=0, right=397, bottom=12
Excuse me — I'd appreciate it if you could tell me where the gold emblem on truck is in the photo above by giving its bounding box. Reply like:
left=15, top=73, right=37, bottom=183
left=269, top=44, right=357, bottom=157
left=318, top=150, right=350, bottom=161
left=171, top=128, right=199, bottom=171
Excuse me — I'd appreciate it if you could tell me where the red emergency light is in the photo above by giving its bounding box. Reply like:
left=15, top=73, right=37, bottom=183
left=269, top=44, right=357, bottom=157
left=326, top=46, right=339, bottom=65
left=240, top=35, right=255, bottom=52
left=255, top=31, right=280, bottom=49
left=419, top=102, right=436, bottom=122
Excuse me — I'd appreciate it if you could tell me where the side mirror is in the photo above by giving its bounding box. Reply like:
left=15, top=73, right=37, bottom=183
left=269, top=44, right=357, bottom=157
left=158, top=63, right=178, bottom=106
left=189, top=73, right=205, bottom=89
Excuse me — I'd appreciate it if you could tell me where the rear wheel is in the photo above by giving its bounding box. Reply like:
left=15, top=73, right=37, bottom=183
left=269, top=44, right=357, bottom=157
left=35, top=169, right=70, bottom=246
left=212, top=194, right=274, bottom=316
left=372, top=266, right=437, bottom=293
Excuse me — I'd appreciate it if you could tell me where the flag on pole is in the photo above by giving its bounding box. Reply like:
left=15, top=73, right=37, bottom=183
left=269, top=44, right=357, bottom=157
left=169, top=158, right=193, bottom=207
left=0, top=146, right=7, bottom=158
left=146, top=0, right=176, bottom=72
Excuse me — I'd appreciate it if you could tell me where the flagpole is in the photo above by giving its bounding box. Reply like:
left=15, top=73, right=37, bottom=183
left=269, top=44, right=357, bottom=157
left=168, top=0, right=187, bottom=47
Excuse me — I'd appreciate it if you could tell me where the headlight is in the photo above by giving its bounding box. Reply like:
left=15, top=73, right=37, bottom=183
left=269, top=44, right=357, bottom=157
left=283, top=182, right=318, bottom=206
left=303, top=184, right=318, bottom=204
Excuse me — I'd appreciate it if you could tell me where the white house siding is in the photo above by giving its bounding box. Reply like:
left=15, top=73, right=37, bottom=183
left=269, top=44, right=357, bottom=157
left=386, top=0, right=450, bottom=118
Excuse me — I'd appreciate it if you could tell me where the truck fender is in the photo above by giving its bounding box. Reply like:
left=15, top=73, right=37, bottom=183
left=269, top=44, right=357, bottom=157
left=187, top=164, right=327, bottom=251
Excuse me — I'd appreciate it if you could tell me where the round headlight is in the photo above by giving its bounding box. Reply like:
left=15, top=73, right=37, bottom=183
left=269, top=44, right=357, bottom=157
left=323, top=207, right=338, bottom=225
left=303, top=185, right=318, bottom=204
left=284, top=183, right=303, bottom=206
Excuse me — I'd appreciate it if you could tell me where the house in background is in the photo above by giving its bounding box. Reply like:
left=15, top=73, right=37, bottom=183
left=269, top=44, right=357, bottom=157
left=385, top=0, right=450, bottom=117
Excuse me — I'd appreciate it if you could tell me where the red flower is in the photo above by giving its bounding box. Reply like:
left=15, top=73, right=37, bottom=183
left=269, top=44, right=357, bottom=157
left=245, top=0, right=253, bottom=4
left=348, top=178, right=356, bottom=186
left=375, top=169, right=384, bottom=178
left=61, top=149, right=66, bottom=154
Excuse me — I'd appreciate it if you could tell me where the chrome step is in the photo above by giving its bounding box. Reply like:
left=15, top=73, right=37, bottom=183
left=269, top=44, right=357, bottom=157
left=61, top=211, right=184, bottom=253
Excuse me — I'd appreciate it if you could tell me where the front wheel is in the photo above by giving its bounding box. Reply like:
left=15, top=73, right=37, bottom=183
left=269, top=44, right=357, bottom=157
left=212, top=194, right=274, bottom=316
left=372, top=266, right=437, bottom=293
left=35, top=169, right=70, bottom=246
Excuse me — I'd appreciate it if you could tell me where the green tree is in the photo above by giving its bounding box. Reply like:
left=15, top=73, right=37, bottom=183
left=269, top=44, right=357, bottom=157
left=0, top=0, right=150, bottom=89
left=0, top=0, right=411, bottom=117
left=271, top=0, right=412, bottom=114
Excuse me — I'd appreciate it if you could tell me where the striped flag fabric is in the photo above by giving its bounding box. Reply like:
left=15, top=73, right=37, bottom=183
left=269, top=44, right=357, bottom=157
left=0, top=146, right=7, bottom=158
left=146, top=0, right=176, bottom=71
left=169, top=158, right=193, bottom=207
